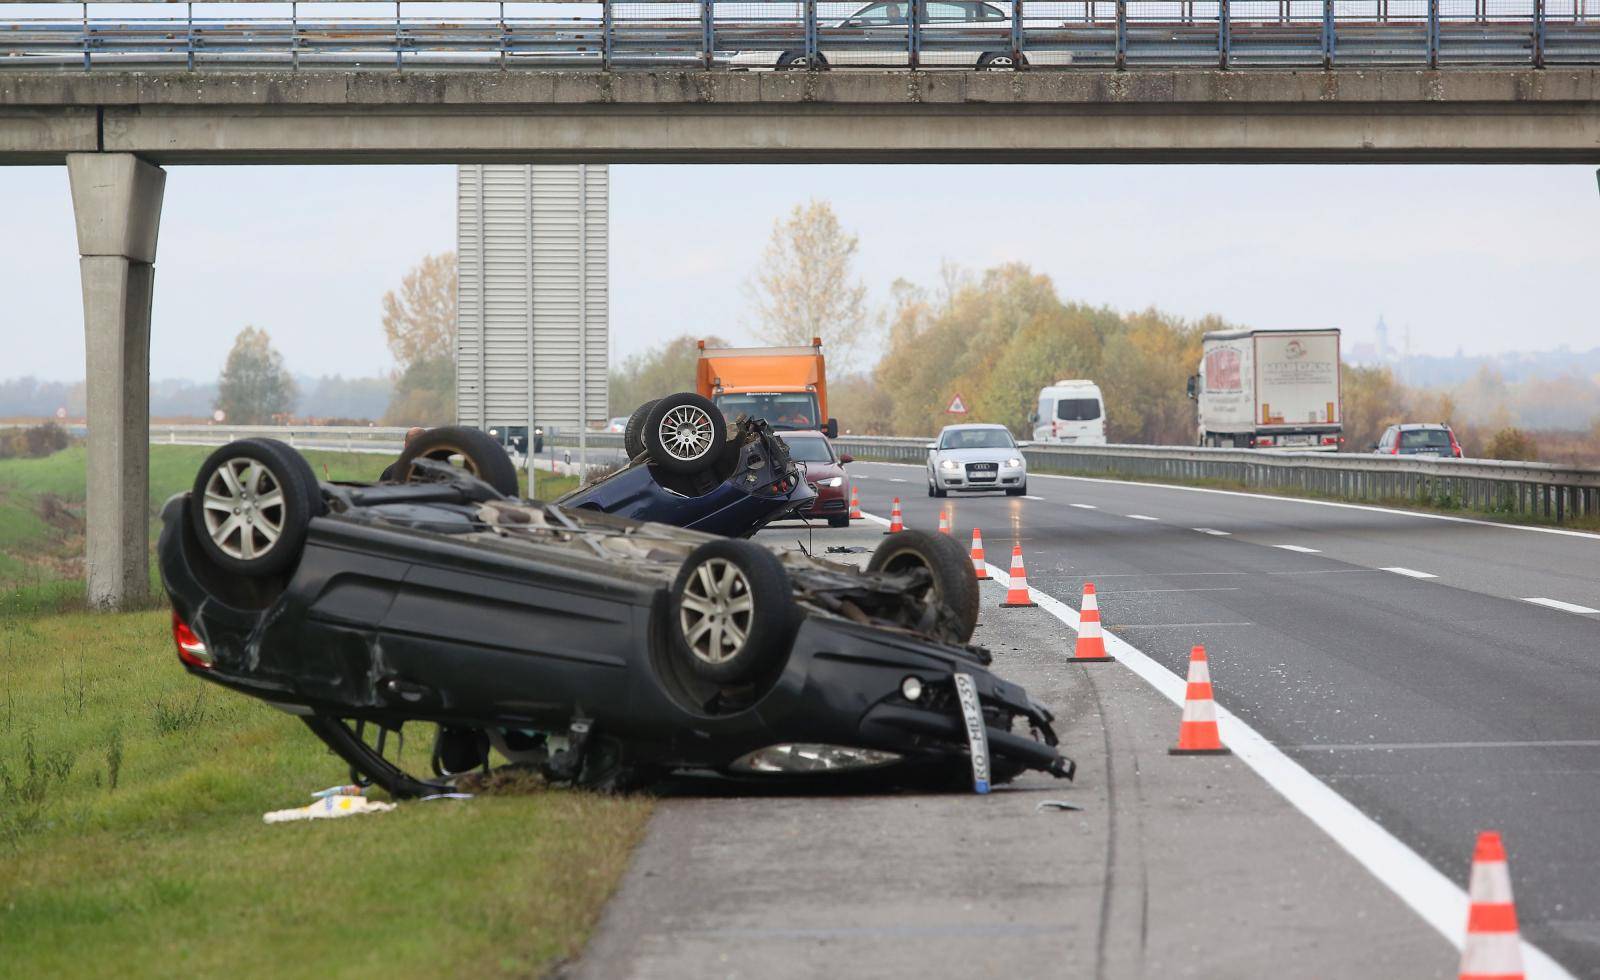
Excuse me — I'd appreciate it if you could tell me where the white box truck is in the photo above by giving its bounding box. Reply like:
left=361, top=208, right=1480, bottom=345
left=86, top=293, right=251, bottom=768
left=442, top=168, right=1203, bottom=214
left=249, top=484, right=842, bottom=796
left=1188, top=329, right=1342, bottom=451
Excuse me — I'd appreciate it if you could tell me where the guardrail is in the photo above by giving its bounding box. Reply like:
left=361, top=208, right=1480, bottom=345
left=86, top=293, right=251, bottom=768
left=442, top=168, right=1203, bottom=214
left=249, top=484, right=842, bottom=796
left=831, top=435, right=1600, bottom=523
left=4, top=0, right=1596, bottom=72
left=146, top=424, right=1600, bottom=523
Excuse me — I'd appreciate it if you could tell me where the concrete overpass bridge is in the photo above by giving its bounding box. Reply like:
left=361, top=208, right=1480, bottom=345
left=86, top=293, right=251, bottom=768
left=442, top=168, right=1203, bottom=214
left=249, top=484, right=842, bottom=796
left=4, top=5, right=1600, bottom=607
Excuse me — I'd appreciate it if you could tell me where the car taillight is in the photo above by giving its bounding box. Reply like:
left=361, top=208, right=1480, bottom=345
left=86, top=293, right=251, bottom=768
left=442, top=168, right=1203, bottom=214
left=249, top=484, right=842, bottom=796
left=1449, top=433, right=1463, bottom=457
left=1391, top=444, right=1400, bottom=455
left=1255, top=436, right=1274, bottom=447
left=1320, top=436, right=1338, bottom=446
left=171, top=611, right=214, bottom=669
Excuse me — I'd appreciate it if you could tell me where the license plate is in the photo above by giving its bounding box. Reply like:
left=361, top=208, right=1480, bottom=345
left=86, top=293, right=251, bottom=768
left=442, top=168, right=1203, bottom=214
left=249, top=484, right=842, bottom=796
left=952, top=673, right=991, bottom=795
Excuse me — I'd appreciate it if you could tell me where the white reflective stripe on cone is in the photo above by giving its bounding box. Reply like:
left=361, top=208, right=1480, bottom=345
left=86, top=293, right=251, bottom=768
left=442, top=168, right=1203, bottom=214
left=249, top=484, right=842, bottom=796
left=1181, top=698, right=1218, bottom=723
left=1470, top=863, right=1515, bottom=904
left=1188, top=661, right=1211, bottom=684
left=1079, top=618, right=1102, bottom=638
left=1460, top=933, right=1524, bottom=975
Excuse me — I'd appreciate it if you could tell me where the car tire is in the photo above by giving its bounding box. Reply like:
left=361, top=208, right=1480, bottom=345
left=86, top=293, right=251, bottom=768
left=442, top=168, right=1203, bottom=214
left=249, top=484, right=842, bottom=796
left=868, top=529, right=980, bottom=644
left=395, top=426, right=520, bottom=497
left=643, top=393, right=728, bottom=476
left=623, top=400, right=657, bottom=460
left=828, top=515, right=850, bottom=528
left=670, top=539, right=796, bottom=685
left=977, top=51, right=1025, bottom=70
left=777, top=50, right=827, bottom=70
left=932, top=482, right=948, bottom=498
left=190, top=438, right=319, bottom=578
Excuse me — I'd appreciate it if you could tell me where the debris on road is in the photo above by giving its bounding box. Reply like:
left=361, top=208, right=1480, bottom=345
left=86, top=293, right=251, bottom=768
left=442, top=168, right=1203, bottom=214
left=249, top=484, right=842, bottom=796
left=1035, top=800, right=1084, bottom=813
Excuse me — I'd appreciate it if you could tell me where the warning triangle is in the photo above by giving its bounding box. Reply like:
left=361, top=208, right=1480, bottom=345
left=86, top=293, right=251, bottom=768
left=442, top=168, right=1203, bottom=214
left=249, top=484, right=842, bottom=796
left=946, top=393, right=969, bottom=414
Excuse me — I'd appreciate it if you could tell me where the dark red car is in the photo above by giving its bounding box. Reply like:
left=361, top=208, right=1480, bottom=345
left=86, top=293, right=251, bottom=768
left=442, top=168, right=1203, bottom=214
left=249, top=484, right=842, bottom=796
left=777, top=430, right=854, bottom=528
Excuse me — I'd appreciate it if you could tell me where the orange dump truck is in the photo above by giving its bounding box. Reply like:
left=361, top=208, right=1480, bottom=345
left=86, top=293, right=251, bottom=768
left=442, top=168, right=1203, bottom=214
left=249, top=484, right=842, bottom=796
left=696, top=338, right=837, bottom=438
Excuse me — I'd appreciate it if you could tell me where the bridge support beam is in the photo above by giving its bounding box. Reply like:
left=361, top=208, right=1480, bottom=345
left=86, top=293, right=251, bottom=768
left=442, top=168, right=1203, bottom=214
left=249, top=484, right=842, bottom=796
left=66, top=153, right=165, bottom=610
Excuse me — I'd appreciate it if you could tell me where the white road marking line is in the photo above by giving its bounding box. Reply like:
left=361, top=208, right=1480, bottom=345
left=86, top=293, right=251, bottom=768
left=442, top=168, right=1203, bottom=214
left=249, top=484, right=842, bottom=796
left=1193, top=527, right=1231, bottom=536
left=1069, top=503, right=1096, bottom=510
left=1126, top=514, right=1159, bottom=521
left=1286, top=740, right=1600, bottom=752
left=1096, top=587, right=1243, bottom=595
left=925, top=537, right=1571, bottom=980
left=1022, top=495, right=1045, bottom=501
left=888, top=478, right=907, bottom=483
left=1383, top=567, right=1438, bottom=579
left=1523, top=597, right=1600, bottom=614
left=1273, top=544, right=1321, bottom=553
left=1111, top=622, right=1254, bottom=628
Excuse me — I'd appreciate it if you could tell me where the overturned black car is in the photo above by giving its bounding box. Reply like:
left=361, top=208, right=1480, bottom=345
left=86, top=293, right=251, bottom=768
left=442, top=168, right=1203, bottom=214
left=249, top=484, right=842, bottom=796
left=160, top=437, right=1073, bottom=796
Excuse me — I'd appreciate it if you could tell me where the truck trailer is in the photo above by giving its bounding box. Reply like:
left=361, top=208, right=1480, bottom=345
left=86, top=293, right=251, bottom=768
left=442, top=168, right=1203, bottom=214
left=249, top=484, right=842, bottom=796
left=696, top=339, right=837, bottom=439
left=1188, top=329, right=1342, bottom=451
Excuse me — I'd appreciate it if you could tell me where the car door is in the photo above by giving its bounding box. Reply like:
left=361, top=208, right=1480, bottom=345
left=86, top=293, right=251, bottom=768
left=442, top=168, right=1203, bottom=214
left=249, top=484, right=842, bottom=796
left=828, top=1, right=911, bottom=66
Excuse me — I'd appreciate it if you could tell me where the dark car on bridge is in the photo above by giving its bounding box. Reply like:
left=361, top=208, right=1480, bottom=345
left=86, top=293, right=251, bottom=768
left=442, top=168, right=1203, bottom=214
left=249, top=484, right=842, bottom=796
left=159, top=437, right=1072, bottom=796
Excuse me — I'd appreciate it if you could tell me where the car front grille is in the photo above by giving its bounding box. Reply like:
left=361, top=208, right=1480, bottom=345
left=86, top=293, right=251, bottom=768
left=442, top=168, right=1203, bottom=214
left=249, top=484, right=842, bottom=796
left=966, top=462, right=998, bottom=482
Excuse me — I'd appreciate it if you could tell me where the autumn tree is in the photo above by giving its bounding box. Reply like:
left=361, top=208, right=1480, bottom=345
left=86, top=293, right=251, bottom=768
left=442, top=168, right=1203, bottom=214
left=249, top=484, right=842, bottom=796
left=744, top=200, right=872, bottom=372
left=610, top=334, right=730, bottom=416
left=215, top=326, right=297, bottom=424
left=381, top=252, right=457, bottom=426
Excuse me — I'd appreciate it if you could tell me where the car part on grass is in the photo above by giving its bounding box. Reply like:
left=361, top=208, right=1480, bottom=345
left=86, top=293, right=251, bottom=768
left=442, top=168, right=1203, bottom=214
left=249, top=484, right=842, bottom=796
left=866, top=530, right=981, bottom=644
left=159, top=453, right=1072, bottom=797
left=394, top=425, right=520, bottom=496
left=263, top=794, right=397, bottom=824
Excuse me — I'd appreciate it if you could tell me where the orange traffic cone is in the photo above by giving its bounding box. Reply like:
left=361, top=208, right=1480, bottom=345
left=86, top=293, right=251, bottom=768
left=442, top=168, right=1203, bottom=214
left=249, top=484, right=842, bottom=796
left=1170, top=646, right=1230, bottom=755
left=884, top=497, right=904, bottom=535
left=1073, top=583, right=1114, bottom=662
left=1460, top=831, right=1524, bottom=980
left=849, top=486, right=863, bottom=520
left=999, top=544, right=1038, bottom=608
left=938, top=507, right=951, bottom=534
left=969, top=528, right=988, bottom=580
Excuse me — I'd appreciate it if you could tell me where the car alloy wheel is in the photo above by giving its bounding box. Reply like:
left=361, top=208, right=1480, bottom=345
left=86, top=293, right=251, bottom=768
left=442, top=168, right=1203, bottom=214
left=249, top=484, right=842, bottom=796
left=678, top=557, right=755, bottom=666
left=658, top=404, right=717, bottom=463
left=202, top=457, right=287, bottom=561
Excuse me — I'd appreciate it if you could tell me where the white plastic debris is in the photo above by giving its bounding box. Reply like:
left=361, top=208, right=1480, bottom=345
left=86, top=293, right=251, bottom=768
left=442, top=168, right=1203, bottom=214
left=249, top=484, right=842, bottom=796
left=263, top=794, right=396, bottom=824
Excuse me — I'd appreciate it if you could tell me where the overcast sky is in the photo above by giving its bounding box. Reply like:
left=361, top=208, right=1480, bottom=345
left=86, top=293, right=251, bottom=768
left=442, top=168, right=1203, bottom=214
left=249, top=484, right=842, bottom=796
left=2, top=163, right=1596, bottom=382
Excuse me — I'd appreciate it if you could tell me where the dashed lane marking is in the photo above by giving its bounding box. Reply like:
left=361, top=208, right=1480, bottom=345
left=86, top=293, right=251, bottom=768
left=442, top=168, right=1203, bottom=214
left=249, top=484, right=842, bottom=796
left=888, top=478, right=907, bottom=483
left=1193, top=527, right=1231, bottom=536
left=1022, top=495, right=1045, bottom=501
left=1273, top=544, right=1321, bottom=553
left=1522, top=597, right=1600, bottom=614
left=865, top=503, right=1575, bottom=980
left=1069, top=503, right=1096, bottom=510
left=1383, top=567, right=1438, bottom=579
left=1126, top=514, right=1159, bottom=521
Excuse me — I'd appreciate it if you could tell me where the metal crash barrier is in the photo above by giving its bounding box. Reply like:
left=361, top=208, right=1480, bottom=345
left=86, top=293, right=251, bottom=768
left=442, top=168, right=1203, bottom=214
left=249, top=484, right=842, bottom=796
left=830, top=435, right=1600, bottom=523
left=3, top=0, right=1598, bottom=72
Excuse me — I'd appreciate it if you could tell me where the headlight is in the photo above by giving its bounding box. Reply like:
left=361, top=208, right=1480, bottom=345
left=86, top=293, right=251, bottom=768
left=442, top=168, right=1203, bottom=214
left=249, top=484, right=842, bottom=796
left=939, top=459, right=960, bottom=470
left=817, top=476, right=843, bottom=488
left=1006, top=458, right=1023, bottom=468
left=729, top=744, right=902, bottom=774
left=901, top=676, right=923, bottom=701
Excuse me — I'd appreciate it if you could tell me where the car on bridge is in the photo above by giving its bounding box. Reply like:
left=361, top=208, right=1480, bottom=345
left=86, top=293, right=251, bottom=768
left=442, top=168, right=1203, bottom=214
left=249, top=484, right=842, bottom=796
left=727, top=0, right=1074, bottom=70
left=927, top=423, right=1028, bottom=497
left=1373, top=422, right=1464, bottom=458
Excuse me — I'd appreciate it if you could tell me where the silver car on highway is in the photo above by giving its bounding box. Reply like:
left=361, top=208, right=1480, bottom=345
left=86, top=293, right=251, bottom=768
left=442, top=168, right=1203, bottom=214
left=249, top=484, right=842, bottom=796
left=927, top=423, right=1027, bottom=497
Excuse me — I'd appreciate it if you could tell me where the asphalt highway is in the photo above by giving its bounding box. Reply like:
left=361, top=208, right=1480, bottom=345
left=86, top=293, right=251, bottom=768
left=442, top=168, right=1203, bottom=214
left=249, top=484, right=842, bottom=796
left=847, top=460, right=1600, bottom=975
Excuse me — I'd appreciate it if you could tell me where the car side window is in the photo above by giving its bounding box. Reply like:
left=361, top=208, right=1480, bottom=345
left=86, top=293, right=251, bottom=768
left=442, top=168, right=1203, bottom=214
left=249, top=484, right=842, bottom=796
left=976, top=2, right=1006, bottom=19
left=925, top=1, right=972, bottom=22
left=849, top=2, right=907, bottom=25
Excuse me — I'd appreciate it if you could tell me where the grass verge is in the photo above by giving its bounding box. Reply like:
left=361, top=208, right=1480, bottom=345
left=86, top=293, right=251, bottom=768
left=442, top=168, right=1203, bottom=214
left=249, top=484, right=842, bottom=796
left=0, top=445, right=579, bottom=615
left=0, top=610, right=651, bottom=978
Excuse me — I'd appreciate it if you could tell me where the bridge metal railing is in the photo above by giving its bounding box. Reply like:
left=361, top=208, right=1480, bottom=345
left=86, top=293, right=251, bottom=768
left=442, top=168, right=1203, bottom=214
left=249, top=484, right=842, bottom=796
left=831, top=435, right=1600, bottom=523
left=2, top=0, right=1596, bottom=72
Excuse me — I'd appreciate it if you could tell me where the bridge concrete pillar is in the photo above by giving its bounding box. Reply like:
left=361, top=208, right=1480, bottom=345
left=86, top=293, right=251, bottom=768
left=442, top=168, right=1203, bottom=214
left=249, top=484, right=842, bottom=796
left=66, top=153, right=165, bottom=610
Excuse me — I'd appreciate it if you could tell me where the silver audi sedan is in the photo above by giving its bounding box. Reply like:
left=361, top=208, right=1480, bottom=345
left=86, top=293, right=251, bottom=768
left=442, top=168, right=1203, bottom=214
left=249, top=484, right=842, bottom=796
left=926, top=423, right=1028, bottom=497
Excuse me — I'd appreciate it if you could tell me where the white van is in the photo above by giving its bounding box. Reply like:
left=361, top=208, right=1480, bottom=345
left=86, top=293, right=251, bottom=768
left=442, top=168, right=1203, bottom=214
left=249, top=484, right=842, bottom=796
left=1032, top=380, right=1107, bottom=446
